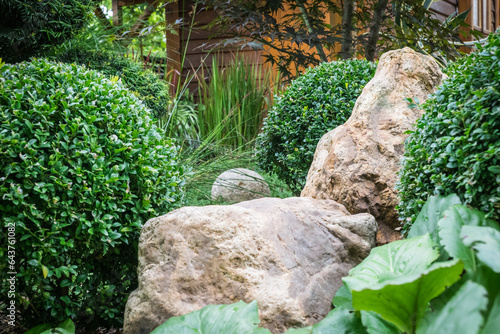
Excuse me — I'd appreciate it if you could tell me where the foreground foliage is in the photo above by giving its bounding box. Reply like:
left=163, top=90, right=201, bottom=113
left=0, top=59, right=186, bottom=327
left=257, top=60, right=376, bottom=193
left=151, top=195, right=500, bottom=333
left=397, top=30, right=500, bottom=230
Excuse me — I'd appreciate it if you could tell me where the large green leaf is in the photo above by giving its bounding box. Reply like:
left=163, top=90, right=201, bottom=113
left=283, top=308, right=367, bottom=334
left=438, top=205, right=499, bottom=271
left=464, top=265, right=500, bottom=310
left=343, top=234, right=463, bottom=333
left=461, top=226, right=500, bottom=273
left=360, top=311, right=401, bottom=334
left=150, top=300, right=271, bottom=334
left=26, top=319, right=75, bottom=334
left=481, top=293, right=500, bottom=334
left=416, top=281, right=487, bottom=334
left=407, top=194, right=461, bottom=243
left=332, top=285, right=354, bottom=311
left=343, top=234, right=440, bottom=291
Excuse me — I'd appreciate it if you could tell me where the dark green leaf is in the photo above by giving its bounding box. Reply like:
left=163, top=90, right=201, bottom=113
left=417, top=281, right=487, bottom=334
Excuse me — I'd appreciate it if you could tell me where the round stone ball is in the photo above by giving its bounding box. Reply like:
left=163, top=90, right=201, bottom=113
left=211, top=168, right=271, bottom=202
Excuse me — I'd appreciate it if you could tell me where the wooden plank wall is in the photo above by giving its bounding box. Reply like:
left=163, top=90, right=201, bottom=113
left=430, top=0, right=459, bottom=21
left=176, top=0, right=264, bottom=99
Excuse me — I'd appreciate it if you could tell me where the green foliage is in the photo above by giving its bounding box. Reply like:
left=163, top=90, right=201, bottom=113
left=406, top=194, right=462, bottom=242
left=283, top=308, right=367, bottom=334
left=343, top=234, right=463, bottom=333
left=54, top=49, right=171, bottom=119
left=461, top=226, right=500, bottom=273
left=397, top=30, right=500, bottom=230
left=150, top=195, right=500, bottom=333
left=25, top=318, right=75, bottom=334
left=55, top=48, right=200, bottom=142
left=439, top=205, right=498, bottom=271
left=257, top=60, right=376, bottom=193
left=150, top=300, right=271, bottom=334
left=197, top=54, right=274, bottom=149
left=202, top=0, right=471, bottom=81
left=0, top=59, right=186, bottom=327
left=0, top=0, right=99, bottom=63
left=416, top=281, right=488, bottom=334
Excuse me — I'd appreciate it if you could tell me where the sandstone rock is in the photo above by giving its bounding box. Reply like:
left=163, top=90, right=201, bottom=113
left=211, top=168, right=271, bottom=202
left=123, top=197, right=377, bottom=333
left=301, top=47, right=445, bottom=244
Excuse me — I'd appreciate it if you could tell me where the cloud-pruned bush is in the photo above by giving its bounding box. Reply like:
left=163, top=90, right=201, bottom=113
left=257, top=60, right=376, bottom=193
left=0, top=59, right=186, bottom=327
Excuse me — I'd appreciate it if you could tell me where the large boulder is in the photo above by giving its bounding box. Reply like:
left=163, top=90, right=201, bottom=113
left=212, top=168, right=271, bottom=202
left=123, top=197, right=377, bottom=333
left=301, top=47, right=445, bottom=244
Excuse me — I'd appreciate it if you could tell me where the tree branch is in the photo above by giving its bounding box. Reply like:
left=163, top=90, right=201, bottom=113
left=296, top=0, right=328, bottom=62
left=365, top=0, right=389, bottom=61
left=340, top=0, right=355, bottom=59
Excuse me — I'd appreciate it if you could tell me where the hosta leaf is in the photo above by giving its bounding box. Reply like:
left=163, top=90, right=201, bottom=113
left=416, top=281, right=487, bottom=334
left=312, top=308, right=367, bottom=334
left=461, top=226, right=500, bottom=273
left=361, top=311, right=401, bottom=334
left=150, top=300, right=271, bottom=334
left=343, top=234, right=463, bottom=333
left=24, top=324, right=52, bottom=334
left=438, top=206, right=499, bottom=271
left=283, top=308, right=367, bottom=334
left=343, top=234, right=440, bottom=291
left=481, top=293, right=500, bottom=334
left=407, top=194, right=461, bottom=242
left=332, top=285, right=354, bottom=311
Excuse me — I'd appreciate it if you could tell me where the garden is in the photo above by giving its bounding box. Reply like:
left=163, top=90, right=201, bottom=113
left=0, top=0, right=499, bottom=333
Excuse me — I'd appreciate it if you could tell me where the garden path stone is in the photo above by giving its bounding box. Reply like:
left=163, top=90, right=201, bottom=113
left=301, top=47, right=445, bottom=244
left=123, top=197, right=377, bottom=333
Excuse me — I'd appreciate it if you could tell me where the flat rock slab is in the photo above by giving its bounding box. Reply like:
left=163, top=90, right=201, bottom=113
left=123, top=197, right=377, bottom=333
left=301, top=47, right=445, bottom=244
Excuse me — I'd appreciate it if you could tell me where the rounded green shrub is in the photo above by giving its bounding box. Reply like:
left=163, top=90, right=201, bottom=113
left=256, top=60, right=376, bottom=193
left=0, top=59, right=186, bottom=327
left=55, top=49, right=172, bottom=119
left=397, top=31, right=500, bottom=230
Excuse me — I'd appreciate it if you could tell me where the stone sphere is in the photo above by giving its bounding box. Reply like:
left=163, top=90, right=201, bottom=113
left=211, top=168, right=271, bottom=202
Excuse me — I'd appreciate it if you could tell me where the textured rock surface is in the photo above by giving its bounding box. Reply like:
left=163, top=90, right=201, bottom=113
left=301, top=47, right=444, bottom=244
left=211, top=168, right=271, bottom=202
left=123, top=197, right=377, bottom=334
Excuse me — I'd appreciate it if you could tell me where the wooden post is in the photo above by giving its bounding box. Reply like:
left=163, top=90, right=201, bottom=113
left=112, top=0, right=123, bottom=27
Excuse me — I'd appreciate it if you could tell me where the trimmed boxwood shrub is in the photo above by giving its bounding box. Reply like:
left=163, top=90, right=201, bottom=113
left=397, top=30, right=500, bottom=231
left=55, top=49, right=172, bottom=119
left=0, top=59, right=186, bottom=327
left=256, top=60, right=376, bottom=193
